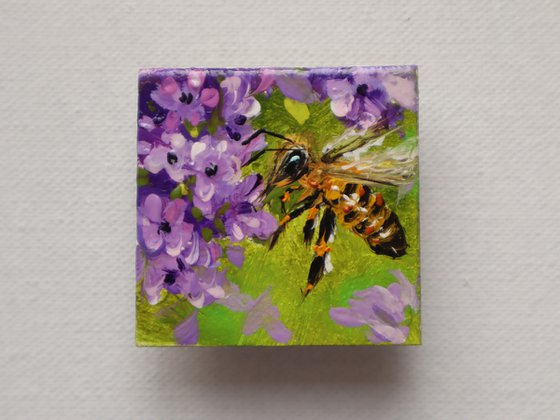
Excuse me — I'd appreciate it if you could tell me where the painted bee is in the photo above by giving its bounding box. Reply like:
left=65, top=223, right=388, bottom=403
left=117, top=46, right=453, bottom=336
left=242, top=124, right=418, bottom=297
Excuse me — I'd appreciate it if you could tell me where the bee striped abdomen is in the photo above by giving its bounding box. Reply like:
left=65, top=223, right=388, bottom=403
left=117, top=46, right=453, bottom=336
left=334, top=184, right=407, bottom=258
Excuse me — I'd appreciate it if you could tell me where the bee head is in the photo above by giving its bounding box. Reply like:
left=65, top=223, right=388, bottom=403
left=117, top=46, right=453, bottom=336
left=271, top=147, right=309, bottom=187
left=258, top=146, right=310, bottom=200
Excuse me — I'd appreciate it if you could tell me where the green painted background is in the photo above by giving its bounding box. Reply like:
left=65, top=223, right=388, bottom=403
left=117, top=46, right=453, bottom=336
left=136, top=90, right=420, bottom=346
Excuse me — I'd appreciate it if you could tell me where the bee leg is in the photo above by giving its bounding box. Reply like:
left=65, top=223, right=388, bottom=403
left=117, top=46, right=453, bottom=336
left=303, top=206, right=320, bottom=247
left=270, top=191, right=320, bottom=250
left=269, top=202, right=312, bottom=250
left=304, top=207, right=336, bottom=297
left=280, top=187, right=297, bottom=215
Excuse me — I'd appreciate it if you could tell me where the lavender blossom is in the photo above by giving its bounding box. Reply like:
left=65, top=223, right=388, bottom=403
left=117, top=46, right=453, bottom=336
left=224, top=174, right=277, bottom=242
left=330, top=270, right=419, bottom=344
left=151, top=72, right=219, bottom=126
left=220, top=75, right=262, bottom=142
left=218, top=283, right=292, bottom=344
left=137, top=194, right=192, bottom=257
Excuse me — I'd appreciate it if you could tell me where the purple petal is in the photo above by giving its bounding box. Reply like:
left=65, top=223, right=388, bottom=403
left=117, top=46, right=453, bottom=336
left=329, top=307, right=364, bottom=327
left=243, top=309, right=263, bottom=335
left=330, top=95, right=354, bottom=118
left=367, top=324, right=408, bottom=345
left=390, top=270, right=419, bottom=310
left=382, top=73, right=418, bottom=111
left=174, top=311, right=199, bottom=345
left=162, top=76, right=179, bottom=94
left=187, top=71, right=205, bottom=90
left=142, top=265, right=165, bottom=305
left=253, top=70, right=274, bottom=94
left=367, top=287, right=405, bottom=323
left=141, top=223, right=163, bottom=253
left=326, top=78, right=352, bottom=99
left=184, top=232, right=200, bottom=265
left=226, top=246, right=245, bottom=268
left=200, top=88, right=219, bottom=108
left=275, top=74, right=317, bottom=103
left=217, top=282, right=253, bottom=312
left=137, top=140, right=152, bottom=156
left=163, top=111, right=180, bottom=132
left=135, top=246, right=145, bottom=282
left=242, top=290, right=276, bottom=335
left=143, top=146, right=167, bottom=175
left=264, top=319, right=292, bottom=344
left=163, top=199, right=186, bottom=224
left=164, top=229, right=183, bottom=257
left=138, top=116, right=155, bottom=131
left=143, top=194, right=162, bottom=223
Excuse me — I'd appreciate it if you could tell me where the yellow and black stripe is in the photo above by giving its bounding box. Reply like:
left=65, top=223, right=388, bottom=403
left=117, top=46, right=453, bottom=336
left=333, top=184, right=407, bottom=258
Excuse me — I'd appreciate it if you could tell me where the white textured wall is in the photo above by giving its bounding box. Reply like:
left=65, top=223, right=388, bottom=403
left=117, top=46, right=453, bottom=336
left=1, top=0, right=559, bottom=418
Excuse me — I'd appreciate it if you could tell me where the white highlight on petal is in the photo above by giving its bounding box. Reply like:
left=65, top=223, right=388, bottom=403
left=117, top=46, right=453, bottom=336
left=217, top=140, right=228, bottom=153
left=207, top=286, right=225, bottom=299
left=191, top=142, right=207, bottom=160
left=244, top=99, right=261, bottom=117
left=189, top=293, right=205, bottom=308
left=169, top=133, right=186, bottom=149
left=231, top=223, right=244, bottom=241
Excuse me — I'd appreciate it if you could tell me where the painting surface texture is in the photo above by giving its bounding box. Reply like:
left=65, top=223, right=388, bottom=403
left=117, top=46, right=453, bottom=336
left=136, top=66, right=420, bottom=346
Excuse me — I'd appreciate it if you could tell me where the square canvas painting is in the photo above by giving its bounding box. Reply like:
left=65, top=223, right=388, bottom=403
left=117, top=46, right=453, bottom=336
left=136, top=66, right=420, bottom=346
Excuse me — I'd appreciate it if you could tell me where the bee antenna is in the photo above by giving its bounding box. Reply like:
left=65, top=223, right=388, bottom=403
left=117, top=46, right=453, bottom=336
left=242, top=148, right=292, bottom=168
left=242, top=128, right=295, bottom=146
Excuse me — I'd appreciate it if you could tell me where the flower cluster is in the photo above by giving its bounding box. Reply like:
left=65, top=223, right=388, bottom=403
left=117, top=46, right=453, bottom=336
left=273, top=66, right=418, bottom=130
left=329, top=270, right=419, bottom=344
left=175, top=283, right=292, bottom=345
left=137, top=67, right=417, bottom=345
left=137, top=69, right=282, bottom=343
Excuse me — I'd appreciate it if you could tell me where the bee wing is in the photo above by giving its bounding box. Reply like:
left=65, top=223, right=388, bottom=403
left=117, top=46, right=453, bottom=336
left=320, top=122, right=396, bottom=163
left=325, top=138, right=418, bottom=187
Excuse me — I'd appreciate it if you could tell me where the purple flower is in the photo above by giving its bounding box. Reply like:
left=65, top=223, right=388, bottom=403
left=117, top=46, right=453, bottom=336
left=218, top=283, right=292, bottom=344
left=142, top=253, right=189, bottom=304
left=224, top=174, right=277, bottom=242
left=182, top=231, right=222, bottom=269
left=141, top=132, right=190, bottom=182
left=174, top=311, right=199, bottom=345
left=185, top=136, right=242, bottom=212
left=243, top=290, right=291, bottom=343
left=138, top=194, right=192, bottom=257
left=220, top=75, right=261, bottom=141
left=142, top=251, right=225, bottom=307
left=151, top=72, right=219, bottom=126
left=328, top=75, right=384, bottom=127
left=214, top=126, right=266, bottom=166
left=330, top=270, right=419, bottom=344
left=190, top=267, right=227, bottom=306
